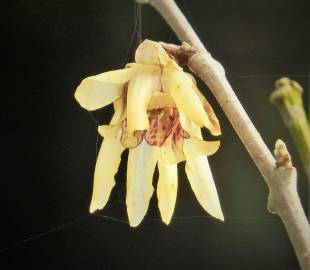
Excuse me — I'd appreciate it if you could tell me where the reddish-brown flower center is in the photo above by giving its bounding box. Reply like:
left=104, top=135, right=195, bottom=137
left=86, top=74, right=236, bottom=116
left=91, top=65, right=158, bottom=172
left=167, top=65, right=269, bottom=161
left=120, top=106, right=189, bottom=149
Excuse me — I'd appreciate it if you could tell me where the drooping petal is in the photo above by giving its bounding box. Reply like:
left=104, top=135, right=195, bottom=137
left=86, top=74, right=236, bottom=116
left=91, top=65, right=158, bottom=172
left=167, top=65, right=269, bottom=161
left=126, top=140, right=158, bottom=227
left=190, top=137, right=220, bottom=156
left=162, top=68, right=211, bottom=130
left=75, top=68, right=136, bottom=111
left=127, top=65, right=161, bottom=134
left=89, top=135, right=125, bottom=213
left=192, top=84, right=221, bottom=136
left=135, top=39, right=170, bottom=65
left=157, top=161, right=178, bottom=225
left=184, top=72, right=221, bottom=135
left=90, top=96, right=125, bottom=212
left=183, top=139, right=224, bottom=221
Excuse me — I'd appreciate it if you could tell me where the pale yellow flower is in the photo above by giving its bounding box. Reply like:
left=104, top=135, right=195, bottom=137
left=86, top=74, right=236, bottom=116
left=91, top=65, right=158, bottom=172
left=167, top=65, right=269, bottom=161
left=75, top=39, right=224, bottom=227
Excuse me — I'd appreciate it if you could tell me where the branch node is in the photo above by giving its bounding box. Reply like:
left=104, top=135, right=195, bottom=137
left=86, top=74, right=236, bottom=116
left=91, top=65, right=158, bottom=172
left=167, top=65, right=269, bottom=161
left=160, top=41, right=226, bottom=77
left=274, top=139, right=293, bottom=168
left=159, top=41, right=198, bottom=67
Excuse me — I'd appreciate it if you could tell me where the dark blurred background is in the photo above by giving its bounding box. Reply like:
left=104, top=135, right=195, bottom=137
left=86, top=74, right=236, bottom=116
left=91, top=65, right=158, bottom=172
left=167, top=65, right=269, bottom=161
left=1, top=0, right=309, bottom=269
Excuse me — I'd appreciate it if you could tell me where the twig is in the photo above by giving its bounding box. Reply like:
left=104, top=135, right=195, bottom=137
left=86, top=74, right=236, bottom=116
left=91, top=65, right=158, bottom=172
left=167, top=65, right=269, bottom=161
left=135, top=0, right=310, bottom=269
left=270, top=77, right=310, bottom=181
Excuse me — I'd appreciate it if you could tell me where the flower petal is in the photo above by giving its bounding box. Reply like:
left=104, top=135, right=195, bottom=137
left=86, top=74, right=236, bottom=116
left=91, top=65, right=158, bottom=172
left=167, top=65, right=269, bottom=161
left=135, top=39, right=170, bottom=65
left=183, top=139, right=224, bottom=221
left=159, top=134, right=186, bottom=165
left=190, top=137, right=220, bottom=156
left=89, top=136, right=125, bottom=213
left=111, top=98, right=125, bottom=124
left=127, top=65, right=161, bottom=134
left=126, top=140, right=158, bottom=227
left=179, top=109, right=221, bottom=157
left=75, top=68, right=135, bottom=111
left=125, top=63, right=143, bottom=69
left=162, top=68, right=211, bottom=129
left=192, top=84, right=221, bottom=136
left=179, top=110, right=201, bottom=137
left=148, top=92, right=176, bottom=110
left=97, top=98, right=125, bottom=138
left=184, top=72, right=221, bottom=135
left=98, top=124, right=120, bottom=138
left=157, top=161, right=178, bottom=225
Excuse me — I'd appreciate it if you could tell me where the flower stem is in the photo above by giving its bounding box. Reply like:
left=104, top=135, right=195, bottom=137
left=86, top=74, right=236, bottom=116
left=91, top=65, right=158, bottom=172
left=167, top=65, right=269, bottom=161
left=135, top=0, right=310, bottom=269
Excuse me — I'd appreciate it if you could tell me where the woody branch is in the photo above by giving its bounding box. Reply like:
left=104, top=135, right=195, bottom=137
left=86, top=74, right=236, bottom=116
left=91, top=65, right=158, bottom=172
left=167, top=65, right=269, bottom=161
left=135, top=0, right=310, bottom=269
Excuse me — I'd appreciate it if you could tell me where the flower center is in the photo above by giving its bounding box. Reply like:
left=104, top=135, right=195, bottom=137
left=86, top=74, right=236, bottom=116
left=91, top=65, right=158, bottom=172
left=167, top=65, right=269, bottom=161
left=144, top=108, right=174, bottom=146
left=120, top=107, right=189, bottom=149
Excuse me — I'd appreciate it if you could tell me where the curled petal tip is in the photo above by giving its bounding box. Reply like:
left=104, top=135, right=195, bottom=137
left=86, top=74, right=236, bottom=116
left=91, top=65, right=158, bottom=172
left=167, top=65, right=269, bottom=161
left=74, top=86, right=90, bottom=110
left=75, top=68, right=135, bottom=111
left=191, top=138, right=220, bottom=156
left=211, top=128, right=222, bottom=137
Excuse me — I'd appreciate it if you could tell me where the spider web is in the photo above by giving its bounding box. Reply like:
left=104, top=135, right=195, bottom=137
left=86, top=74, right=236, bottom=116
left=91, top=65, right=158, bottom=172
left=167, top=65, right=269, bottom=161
left=2, top=1, right=308, bottom=255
